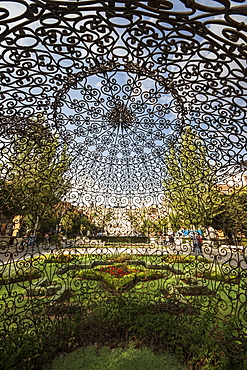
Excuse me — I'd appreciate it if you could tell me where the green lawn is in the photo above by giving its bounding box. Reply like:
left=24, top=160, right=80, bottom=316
left=1, top=252, right=247, bottom=369
left=0, top=252, right=245, bottom=318
left=50, top=344, right=187, bottom=370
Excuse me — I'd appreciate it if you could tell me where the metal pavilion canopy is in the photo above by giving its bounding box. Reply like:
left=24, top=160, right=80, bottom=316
left=1, top=0, right=247, bottom=207
left=1, top=0, right=247, bottom=368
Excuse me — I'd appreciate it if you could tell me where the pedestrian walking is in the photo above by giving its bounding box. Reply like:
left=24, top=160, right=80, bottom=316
left=197, top=234, right=203, bottom=254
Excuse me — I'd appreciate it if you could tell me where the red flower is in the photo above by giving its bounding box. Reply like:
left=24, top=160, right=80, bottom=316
left=99, top=264, right=137, bottom=278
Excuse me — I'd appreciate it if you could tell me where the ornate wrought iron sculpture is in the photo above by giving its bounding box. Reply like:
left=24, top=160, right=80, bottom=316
left=0, top=0, right=247, bottom=368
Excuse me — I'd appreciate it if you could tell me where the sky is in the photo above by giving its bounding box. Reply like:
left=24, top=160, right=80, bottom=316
left=1, top=0, right=247, bottom=208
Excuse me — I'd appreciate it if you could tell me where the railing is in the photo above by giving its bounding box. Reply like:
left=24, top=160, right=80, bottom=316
left=1, top=0, right=247, bottom=368
left=1, top=238, right=247, bottom=368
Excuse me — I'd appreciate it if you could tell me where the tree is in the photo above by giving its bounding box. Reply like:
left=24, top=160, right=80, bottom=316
left=0, top=115, right=71, bottom=233
left=211, top=187, right=247, bottom=242
left=164, top=125, right=220, bottom=230
left=87, top=207, right=114, bottom=235
left=127, top=208, right=168, bottom=236
left=60, top=209, right=100, bottom=237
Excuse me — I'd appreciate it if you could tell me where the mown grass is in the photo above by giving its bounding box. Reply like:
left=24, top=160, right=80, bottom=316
left=1, top=253, right=246, bottom=317
left=1, top=252, right=247, bottom=369
left=50, top=344, right=187, bottom=370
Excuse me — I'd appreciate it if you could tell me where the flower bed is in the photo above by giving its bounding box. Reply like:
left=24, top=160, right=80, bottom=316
left=77, top=263, right=164, bottom=293
left=99, top=264, right=139, bottom=277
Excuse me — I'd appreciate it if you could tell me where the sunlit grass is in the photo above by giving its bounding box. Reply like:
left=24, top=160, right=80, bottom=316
left=50, top=344, right=187, bottom=370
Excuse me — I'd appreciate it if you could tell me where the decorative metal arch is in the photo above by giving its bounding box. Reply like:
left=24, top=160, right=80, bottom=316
left=1, top=0, right=247, bottom=368
left=1, top=0, right=247, bottom=203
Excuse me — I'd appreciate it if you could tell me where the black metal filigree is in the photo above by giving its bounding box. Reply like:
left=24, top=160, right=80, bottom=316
left=0, top=0, right=247, bottom=367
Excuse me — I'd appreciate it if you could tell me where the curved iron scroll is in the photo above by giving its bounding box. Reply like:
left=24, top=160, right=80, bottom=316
left=0, top=0, right=247, bottom=367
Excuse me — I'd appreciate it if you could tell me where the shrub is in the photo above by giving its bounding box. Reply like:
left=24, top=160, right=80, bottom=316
left=93, top=236, right=149, bottom=244
left=76, top=264, right=164, bottom=292
left=1, top=298, right=247, bottom=369
left=162, top=255, right=209, bottom=264
left=43, top=254, right=76, bottom=264
left=0, top=265, right=42, bottom=285
left=109, top=254, right=133, bottom=263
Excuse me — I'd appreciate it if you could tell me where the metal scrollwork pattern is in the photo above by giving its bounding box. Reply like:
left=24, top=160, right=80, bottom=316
left=0, top=0, right=247, bottom=368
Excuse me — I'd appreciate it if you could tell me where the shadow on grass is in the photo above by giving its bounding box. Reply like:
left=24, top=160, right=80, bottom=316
left=50, top=344, right=187, bottom=370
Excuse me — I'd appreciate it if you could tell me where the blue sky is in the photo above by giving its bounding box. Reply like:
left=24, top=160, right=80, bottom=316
left=1, top=0, right=247, bottom=207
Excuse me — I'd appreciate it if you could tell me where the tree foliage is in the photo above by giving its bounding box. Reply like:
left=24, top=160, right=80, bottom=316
left=89, top=208, right=114, bottom=235
left=60, top=210, right=98, bottom=236
left=127, top=209, right=168, bottom=236
left=211, top=187, right=247, bottom=240
left=0, top=116, right=71, bottom=232
left=164, top=126, right=220, bottom=229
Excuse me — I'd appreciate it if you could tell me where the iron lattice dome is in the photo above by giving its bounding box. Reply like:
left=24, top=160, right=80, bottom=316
left=0, top=0, right=247, bottom=207
left=1, top=1, right=247, bottom=367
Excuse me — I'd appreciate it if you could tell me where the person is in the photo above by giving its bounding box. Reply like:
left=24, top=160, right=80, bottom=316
left=192, top=232, right=198, bottom=254
left=28, top=234, right=36, bottom=247
left=21, top=233, right=29, bottom=248
left=168, top=230, right=174, bottom=244
left=44, top=233, right=50, bottom=244
left=208, top=226, right=216, bottom=239
left=197, top=234, right=203, bottom=254
left=61, top=233, right=67, bottom=247
left=177, top=228, right=185, bottom=237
